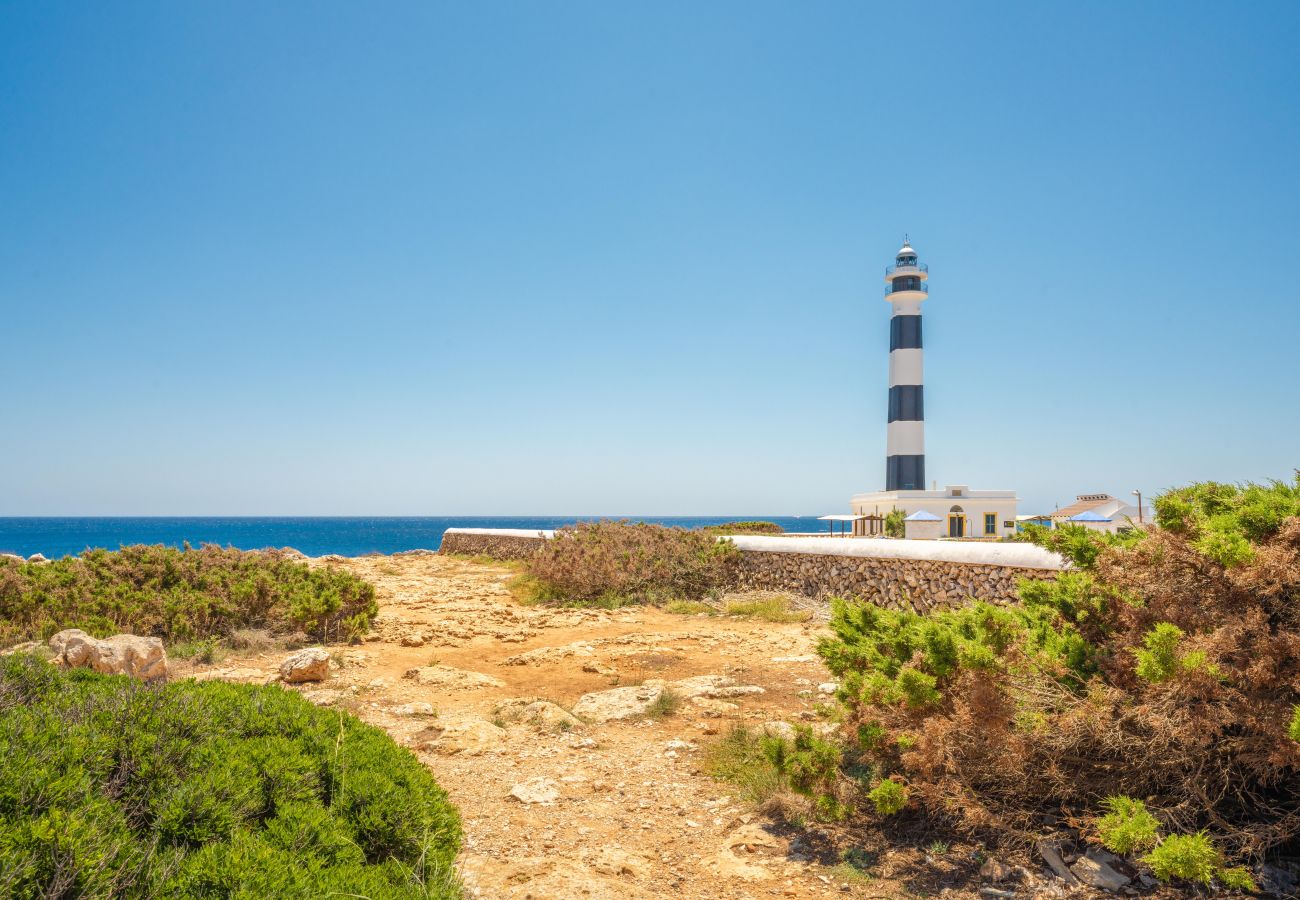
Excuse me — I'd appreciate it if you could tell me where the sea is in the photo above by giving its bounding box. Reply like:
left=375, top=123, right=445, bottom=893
left=0, top=516, right=824, bottom=559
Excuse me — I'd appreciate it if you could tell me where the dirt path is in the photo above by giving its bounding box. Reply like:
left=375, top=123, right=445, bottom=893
left=190, top=554, right=912, bottom=899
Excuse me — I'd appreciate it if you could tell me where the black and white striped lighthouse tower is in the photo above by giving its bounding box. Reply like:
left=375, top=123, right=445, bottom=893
left=884, top=238, right=927, bottom=491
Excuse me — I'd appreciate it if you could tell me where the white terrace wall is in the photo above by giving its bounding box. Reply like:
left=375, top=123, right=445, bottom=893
left=438, top=528, right=1065, bottom=611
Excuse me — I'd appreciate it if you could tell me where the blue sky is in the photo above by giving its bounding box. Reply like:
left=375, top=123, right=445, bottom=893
left=2, top=1, right=1297, bottom=516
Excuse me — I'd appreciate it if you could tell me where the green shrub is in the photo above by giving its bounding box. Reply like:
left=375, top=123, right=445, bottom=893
left=701, top=521, right=784, bottom=535
left=1096, top=796, right=1161, bottom=854
left=0, top=654, right=459, bottom=899
left=1144, top=833, right=1219, bottom=884
left=1142, top=832, right=1254, bottom=890
left=0, top=544, right=377, bottom=645
left=867, top=779, right=907, bottom=816
left=809, top=475, right=1300, bottom=866
left=883, top=509, right=905, bottom=539
left=763, top=726, right=848, bottom=820
left=524, top=521, right=738, bottom=605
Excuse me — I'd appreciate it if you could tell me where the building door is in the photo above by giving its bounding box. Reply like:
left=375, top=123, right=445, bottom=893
left=948, top=505, right=965, bottom=538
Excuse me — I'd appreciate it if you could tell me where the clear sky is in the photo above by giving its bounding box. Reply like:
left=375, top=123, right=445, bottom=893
left=2, top=1, right=1298, bottom=516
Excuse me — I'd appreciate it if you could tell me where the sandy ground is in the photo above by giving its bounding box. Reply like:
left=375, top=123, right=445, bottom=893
left=186, top=553, right=924, bottom=899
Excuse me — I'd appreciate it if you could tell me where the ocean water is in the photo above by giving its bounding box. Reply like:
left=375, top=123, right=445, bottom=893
left=0, top=516, right=825, bottom=559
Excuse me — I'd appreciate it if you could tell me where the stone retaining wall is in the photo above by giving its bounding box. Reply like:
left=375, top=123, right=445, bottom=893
left=437, top=528, right=1061, bottom=610
left=439, top=530, right=546, bottom=561
left=732, top=550, right=1053, bottom=610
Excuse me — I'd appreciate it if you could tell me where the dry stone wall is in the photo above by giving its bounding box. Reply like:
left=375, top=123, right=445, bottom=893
left=732, top=549, right=1053, bottom=611
left=439, top=530, right=545, bottom=561
left=437, top=528, right=1060, bottom=611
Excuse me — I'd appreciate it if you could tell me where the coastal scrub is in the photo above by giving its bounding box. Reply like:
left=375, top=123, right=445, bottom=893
left=521, top=520, right=738, bottom=606
left=758, top=475, right=1300, bottom=882
left=0, top=654, right=460, bottom=898
left=0, top=544, right=377, bottom=646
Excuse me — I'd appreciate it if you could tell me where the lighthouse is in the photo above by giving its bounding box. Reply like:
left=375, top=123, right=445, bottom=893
left=885, top=239, right=926, bottom=490
left=848, top=239, right=1019, bottom=539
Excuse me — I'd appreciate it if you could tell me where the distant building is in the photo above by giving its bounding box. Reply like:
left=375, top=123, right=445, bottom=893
left=854, top=484, right=1018, bottom=539
left=849, top=239, right=1018, bottom=539
left=1044, top=493, right=1151, bottom=533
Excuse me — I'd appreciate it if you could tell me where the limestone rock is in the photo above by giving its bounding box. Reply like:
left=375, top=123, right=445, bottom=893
left=402, top=664, right=504, bottom=690
left=591, top=846, right=649, bottom=878
left=980, top=857, right=1015, bottom=882
left=413, top=717, right=506, bottom=755
left=690, top=696, right=739, bottom=717
left=27, top=553, right=48, bottom=563
left=509, top=776, right=560, bottom=804
left=571, top=680, right=664, bottom=723
left=1070, top=849, right=1129, bottom=891
left=668, top=675, right=735, bottom=698
left=761, top=721, right=797, bottom=741
left=393, top=702, right=436, bottom=716
left=399, top=631, right=426, bottom=647
left=50, top=628, right=95, bottom=663
left=279, top=647, right=330, bottom=683
left=494, top=697, right=583, bottom=731
left=49, top=629, right=168, bottom=680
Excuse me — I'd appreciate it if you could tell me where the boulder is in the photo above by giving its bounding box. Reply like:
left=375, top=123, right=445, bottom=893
left=48, top=629, right=168, bottom=680
left=572, top=680, right=664, bottom=723
left=279, top=647, right=331, bottom=683
left=27, top=553, right=48, bottom=563
left=94, top=634, right=168, bottom=680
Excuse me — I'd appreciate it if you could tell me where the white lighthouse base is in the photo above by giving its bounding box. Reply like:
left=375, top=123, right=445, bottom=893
left=850, top=484, right=1019, bottom=540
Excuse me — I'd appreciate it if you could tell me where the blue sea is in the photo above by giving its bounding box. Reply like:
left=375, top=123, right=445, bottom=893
left=0, top=517, right=823, bottom=559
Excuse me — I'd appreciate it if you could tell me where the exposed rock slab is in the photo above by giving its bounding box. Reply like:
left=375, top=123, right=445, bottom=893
left=494, top=697, right=583, bottom=731
left=402, top=664, right=504, bottom=689
left=571, top=680, right=664, bottom=723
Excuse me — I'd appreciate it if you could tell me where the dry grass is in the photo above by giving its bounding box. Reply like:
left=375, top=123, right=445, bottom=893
left=704, top=725, right=785, bottom=805
left=723, top=592, right=811, bottom=623
left=644, top=687, right=684, bottom=719
left=663, top=600, right=718, bottom=616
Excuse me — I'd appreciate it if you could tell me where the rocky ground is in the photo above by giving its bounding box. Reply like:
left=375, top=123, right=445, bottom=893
left=175, top=553, right=1117, bottom=899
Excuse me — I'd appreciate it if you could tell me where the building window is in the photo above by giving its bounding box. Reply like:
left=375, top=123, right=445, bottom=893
left=984, top=513, right=997, bottom=535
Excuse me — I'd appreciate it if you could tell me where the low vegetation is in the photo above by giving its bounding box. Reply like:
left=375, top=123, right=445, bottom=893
left=0, top=544, right=377, bottom=646
left=0, top=654, right=460, bottom=898
left=745, top=476, right=1300, bottom=891
left=883, top=508, right=905, bottom=539
left=521, top=520, right=739, bottom=606
left=722, top=593, right=811, bottom=623
left=700, top=521, right=784, bottom=536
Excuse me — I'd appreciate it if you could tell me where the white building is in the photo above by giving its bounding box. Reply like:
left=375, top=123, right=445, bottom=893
left=1046, top=493, right=1151, bottom=533
left=849, top=240, right=1018, bottom=539
left=854, top=484, right=1019, bottom=539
